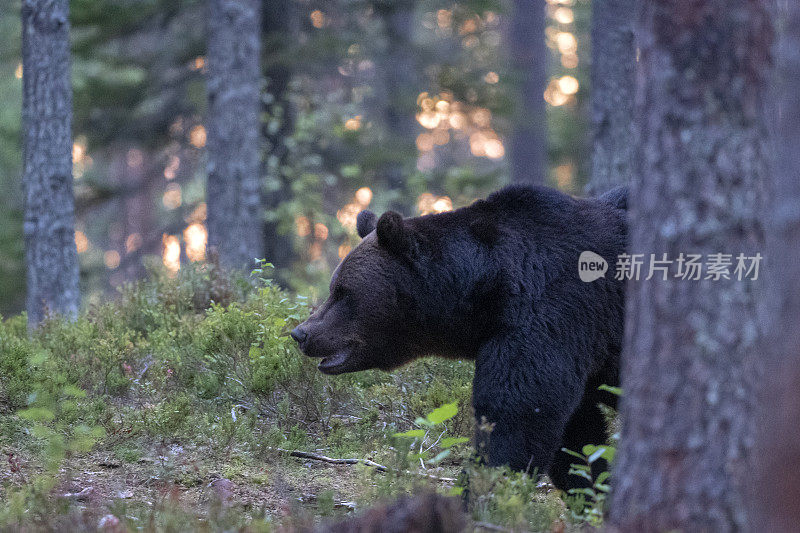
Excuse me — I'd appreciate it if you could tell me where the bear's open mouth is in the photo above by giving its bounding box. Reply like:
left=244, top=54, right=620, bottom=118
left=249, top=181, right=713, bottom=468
left=317, top=351, right=351, bottom=375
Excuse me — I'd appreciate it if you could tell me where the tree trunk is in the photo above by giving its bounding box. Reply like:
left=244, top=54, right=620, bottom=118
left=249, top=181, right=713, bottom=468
left=206, top=0, right=264, bottom=270
left=377, top=0, right=419, bottom=214
left=507, top=0, right=547, bottom=186
left=21, top=0, right=81, bottom=326
left=610, top=1, right=772, bottom=531
left=754, top=1, right=800, bottom=531
left=261, top=0, right=296, bottom=274
left=585, top=0, right=635, bottom=195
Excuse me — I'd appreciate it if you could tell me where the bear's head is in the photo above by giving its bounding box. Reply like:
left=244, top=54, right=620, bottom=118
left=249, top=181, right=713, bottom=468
left=290, top=209, right=427, bottom=375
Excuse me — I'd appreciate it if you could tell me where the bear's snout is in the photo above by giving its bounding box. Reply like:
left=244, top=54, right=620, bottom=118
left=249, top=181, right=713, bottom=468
left=290, top=325, right=308, bottom=346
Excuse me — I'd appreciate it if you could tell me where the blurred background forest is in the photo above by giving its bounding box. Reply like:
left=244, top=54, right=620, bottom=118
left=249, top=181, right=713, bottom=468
left=0, top=0, right=590, bottom=313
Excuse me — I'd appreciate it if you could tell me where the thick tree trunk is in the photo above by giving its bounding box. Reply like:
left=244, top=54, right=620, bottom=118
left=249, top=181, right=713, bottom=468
left=508, top=0, right=547, bottom=186
left=586, top=0, right=635, bottom=195
left=21, top=0, right=80, bottom=325
left=754, top=2, right=800, bottom=531
left=206, top=0, right=264, bottom=270
left=610, top=1, right=772, bottom=531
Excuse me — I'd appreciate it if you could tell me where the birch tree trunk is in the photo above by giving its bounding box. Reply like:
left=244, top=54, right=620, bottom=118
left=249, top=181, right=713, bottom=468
left=610, top=1, right=772, bottom=530
left=206, top=0, right=264, bottom=270
left=22, top=0, right=80, bottom=325
left=585, top=0, right=635, bottom=195
left=508, top=0, right=547, bottom=186
left=754, top=1, right=800, bottom=531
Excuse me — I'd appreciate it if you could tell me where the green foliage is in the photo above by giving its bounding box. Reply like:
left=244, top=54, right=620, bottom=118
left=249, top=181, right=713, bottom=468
left=467, top=466, right=563, bottom=531
left=136, top=392, right=195, bottom=437
left=562, top=444, right=614, bottom=526
left=0, top=322, right=36, bottom=410
left=17, top=350, right=106, bottom=469
left=459, top=421, right=564, bottom=531
left=562, top=384, right=622, bottom=527
left=393, top=401, right=470, bottom=468
left=0, top=333, right=105, bottom=529
left=0, top=265, right=579, bottom=531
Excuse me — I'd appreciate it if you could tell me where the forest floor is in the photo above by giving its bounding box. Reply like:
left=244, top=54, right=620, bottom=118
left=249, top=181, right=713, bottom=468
left=0, top=266, right=587, bottom=531
left=1, top=403, right=569, bottom=532
left=2, top=442, right=422, bottom=528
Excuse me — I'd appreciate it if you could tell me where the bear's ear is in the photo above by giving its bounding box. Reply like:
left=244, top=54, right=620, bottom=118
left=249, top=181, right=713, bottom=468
left=376, top=211, right=413, bottom=255
left=357, top=210, right=377, bottom=238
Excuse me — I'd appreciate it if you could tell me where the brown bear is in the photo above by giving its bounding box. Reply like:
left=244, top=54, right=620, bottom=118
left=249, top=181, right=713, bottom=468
left=291, top=185, right=626, bottom=490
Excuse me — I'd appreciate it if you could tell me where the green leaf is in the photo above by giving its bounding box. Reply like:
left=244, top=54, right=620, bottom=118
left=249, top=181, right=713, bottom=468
left=560, top=447, right=584, bottom=460
left=426, top=402, right=458, bottom=425
left=568, top=468, right=593, bottom=481
left=582, top=444, right=616, bottom=463
left=603, top=447, right=616, bottom=462
left=449, top=486, right=464, bottom=496
left=586, top=447, right=607, bottom=465
left=582, top=444, right=602, bottom=456
left=394, top=429, right=425, bottom=439
left=440, top=437, right=469, bottom=448
left=598, top=384, right=623, bottom=396
left=414, top=416, right=432, bottom=427
left=431, top=449, right=451, bottom=464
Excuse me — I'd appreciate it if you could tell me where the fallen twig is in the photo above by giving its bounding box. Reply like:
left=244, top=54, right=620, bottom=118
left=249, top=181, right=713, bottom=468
left=279, top=448, right=388, bottom=471
left=270, top=447, right=456, bottom=483
left=299, top=493, right=357, bottom=510
left=61, top=486, right=94, bottom=501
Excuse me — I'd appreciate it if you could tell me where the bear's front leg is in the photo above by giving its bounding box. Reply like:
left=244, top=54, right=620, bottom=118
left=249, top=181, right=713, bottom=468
left=471, top=338, right=586, bottom=480
left=472, top=400, right=569, bottom=477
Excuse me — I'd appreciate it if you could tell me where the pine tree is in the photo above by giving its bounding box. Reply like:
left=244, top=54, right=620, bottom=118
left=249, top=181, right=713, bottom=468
left=507, top=0, right=547, bottom=185
left=610, top=1, right=772, bottom=530
left=375, top=0, right=420, bottom=214
left=21, top=0, right=81, bottom=325
left=261, top=0, right=297, bottom=272
left=585, top=0, right=635, bottom=195
left=206, top=0, right=264, bottom=269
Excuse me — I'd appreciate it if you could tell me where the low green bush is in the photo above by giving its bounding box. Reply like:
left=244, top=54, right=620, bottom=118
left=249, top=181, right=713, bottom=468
left=0, top=330, right=36, bottom=410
